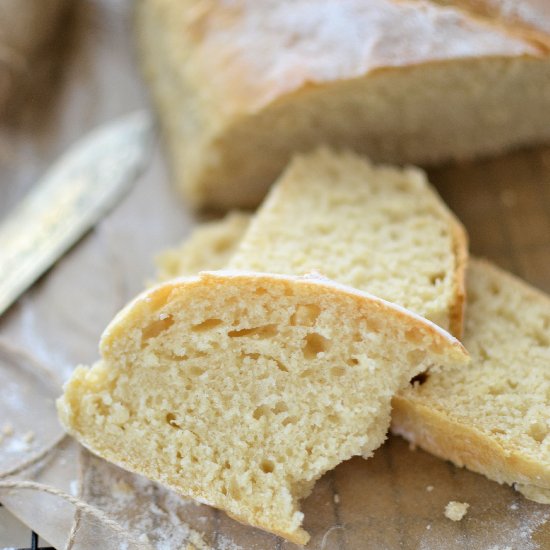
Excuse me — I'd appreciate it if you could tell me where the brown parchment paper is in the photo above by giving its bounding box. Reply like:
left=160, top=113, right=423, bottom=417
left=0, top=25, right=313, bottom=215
left=0, top=1, right=550, bottom=548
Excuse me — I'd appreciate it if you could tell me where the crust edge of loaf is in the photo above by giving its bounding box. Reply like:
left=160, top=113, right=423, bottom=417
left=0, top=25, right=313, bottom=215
left=391, top=395, right=550, bottom=493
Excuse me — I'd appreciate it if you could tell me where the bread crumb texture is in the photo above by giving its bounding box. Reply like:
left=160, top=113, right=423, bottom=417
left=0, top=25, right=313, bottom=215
left=161, top=149, right=466, bottom=335
left=57, top=271, right=467, bottom=543
left=393, top=259, right=550, bottom=499
left=154, top=156, right=550, bottom=505
left=445, top=501, right=469, bottom=521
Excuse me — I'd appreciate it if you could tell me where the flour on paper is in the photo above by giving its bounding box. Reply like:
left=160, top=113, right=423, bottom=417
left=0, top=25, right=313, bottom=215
left=80, top=450, right=251, bottom=550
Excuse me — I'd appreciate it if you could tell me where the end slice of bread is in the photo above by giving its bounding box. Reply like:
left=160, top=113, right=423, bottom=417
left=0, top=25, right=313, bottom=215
left=57, top=271, right=468, bottom=543
left=392, top=259, right=550, bottom=501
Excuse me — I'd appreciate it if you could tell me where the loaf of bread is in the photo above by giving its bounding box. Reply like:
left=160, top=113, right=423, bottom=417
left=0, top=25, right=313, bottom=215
left=57, top=271, right=468, bottom=544
left=392, top=259, right=550, bottom=502
left=137, top=0, right=550, bottom=209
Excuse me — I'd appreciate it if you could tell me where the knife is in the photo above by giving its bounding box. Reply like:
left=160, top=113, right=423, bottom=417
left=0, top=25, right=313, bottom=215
left=0, top=110, right=155, bottom=316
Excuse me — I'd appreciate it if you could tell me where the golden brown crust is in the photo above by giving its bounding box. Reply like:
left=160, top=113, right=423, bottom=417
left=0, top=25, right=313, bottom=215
left=447, top=214, right=469, bottom=338
left=391, top=396, right=550, bottom=491
left=102, top=270, right=469, bottom=361
left=392, top=258, right=550, bottom=498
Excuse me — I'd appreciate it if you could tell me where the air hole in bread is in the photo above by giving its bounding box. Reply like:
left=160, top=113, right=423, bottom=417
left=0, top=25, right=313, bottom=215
left=506, top=379, right=518, bottom=390
left=274, top=359, right=289, bottom=372
left=228, top=324, right=278, bottom=338
left=273, top=401, right=288, bottom=414
left=141, top=315, right=174, bottom=346
left=260, top=459, right=275, bottom=473
left=253, top=405, right=270, bottom=420
left=411, top=372, right=429, bottom=386
left=191, top=318, right=223, bottom=332
left=347, top=357, right=359, bottom=366
left=429, top=272, right=445, bottom=286
left=159, top=350, right=189, bottom=362
left=166, top=413, right=181, bottom=429
left=302, top=332, right=330, bottom=359
left=282, top=416, right=297, bottom=426
left=189, top=366, right=205, bottom=377
left=290, top=304, right=321, bottom=326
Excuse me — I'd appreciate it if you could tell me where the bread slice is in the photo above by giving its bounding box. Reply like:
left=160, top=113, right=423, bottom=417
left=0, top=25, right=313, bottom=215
left=392, top=259, right=550, bottom=502
left=137, top=0, right=550, bottom=209
left=57, top=271, right=468, bottom=544
left=227, top=149, right=467, bottom=336
left=155, top=212, right=250, bottom=281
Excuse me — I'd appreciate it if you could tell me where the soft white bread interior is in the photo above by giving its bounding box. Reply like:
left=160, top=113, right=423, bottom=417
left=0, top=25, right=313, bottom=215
left=57, top=271, right=468, bottom=544
left=392, top=259, right=550, bottom=502
left=224, top=150, right=467, bottom=335
left=137, top=0, right=550, bottom=209
left=158, top=151, right=466, bottom=334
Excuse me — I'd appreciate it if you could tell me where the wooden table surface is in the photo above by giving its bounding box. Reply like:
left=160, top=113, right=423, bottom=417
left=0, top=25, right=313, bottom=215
left=0, top=1, right=549, bottom=549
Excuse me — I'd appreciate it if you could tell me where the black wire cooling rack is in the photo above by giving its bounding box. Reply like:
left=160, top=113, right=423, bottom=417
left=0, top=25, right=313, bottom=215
left=0, top=502, right=54, bottom=550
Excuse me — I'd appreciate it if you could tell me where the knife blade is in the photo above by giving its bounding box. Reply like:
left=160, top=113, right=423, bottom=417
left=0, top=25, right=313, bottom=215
left=0, top=110, right=155, bottom=316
